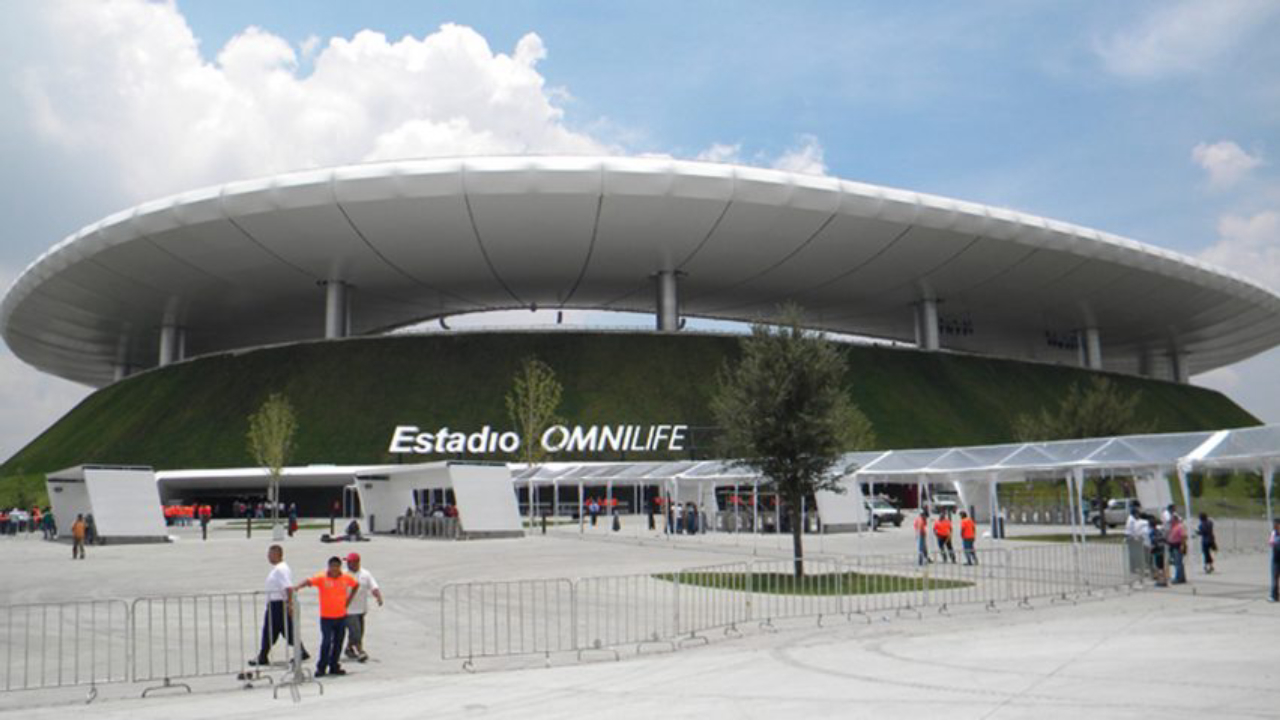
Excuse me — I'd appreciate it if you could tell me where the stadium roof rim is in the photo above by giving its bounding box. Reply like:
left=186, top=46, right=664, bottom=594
left=4, top=154, right=1280, bottom=387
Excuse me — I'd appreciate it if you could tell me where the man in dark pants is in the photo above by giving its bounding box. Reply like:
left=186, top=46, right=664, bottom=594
left=1269, top=518, right=1280, bottom=603
left=295, top=556, right=358, bottom=677
left=251, top=545, right=308, bottom=666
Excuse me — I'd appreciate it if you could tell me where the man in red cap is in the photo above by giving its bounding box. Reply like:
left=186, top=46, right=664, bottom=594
left=343, top=552, right=383, bottom=663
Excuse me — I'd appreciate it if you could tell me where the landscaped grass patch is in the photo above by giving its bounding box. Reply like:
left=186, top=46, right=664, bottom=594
left=653, top=570, right=972, bottom=596
left=1010, top=533, right=1125, bottom=544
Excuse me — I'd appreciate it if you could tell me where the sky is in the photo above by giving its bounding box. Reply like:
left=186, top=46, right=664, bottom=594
left=0, top=0, right=1278, bottom=460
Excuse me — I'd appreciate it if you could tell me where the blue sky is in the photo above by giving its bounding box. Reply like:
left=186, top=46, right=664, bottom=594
left=0, top=0, right=1278, bottom=458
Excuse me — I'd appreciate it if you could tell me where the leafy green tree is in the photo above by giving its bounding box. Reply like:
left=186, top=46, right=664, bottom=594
left=506, top=357, right=563, bottom=523
left=248, top=393, right=298, bottom=538
left=1012, top=376, right=1150, bottom=535
left=712, top=305, right=876, bottom=577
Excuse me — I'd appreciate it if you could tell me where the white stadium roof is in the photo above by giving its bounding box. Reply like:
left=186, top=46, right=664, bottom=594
left=5, top=155, right=1280, bottom=386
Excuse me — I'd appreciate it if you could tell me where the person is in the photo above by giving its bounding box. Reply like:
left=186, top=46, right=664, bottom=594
left=914, top=510, right=931, bottom=566
left=959, top=511, right=978, bottom=565
left=344, top=519, right=363, bottom=541
left=31, top=507, right=42, bottom=535
left=588, top=497, right=600, bottom=527
left=71, top=514, right=86, bottom=560
left=1270, top=519, right=1280, bottom=603
left=251, top=545, right=309, bottom=666
left=85, top=513, right=98, bottom=546
left=1196, top=513, right=1216, bottom=574
left=1166, top=513, right=1187, bottom=584
left=41, top=510, right=56, bottom=540
left=1148, top=516, right=1167, bottom=587
left=294, top=556, right=358, bottom=677
left=684, top=502, right=698, bottom=535
left=343, top=553, right=383, bottom=663
left=934, top=513, right=956, bottom=563
left=1162, top=504, right=1175, bottom=526
left=1125, top=506, right=1148, bottom=577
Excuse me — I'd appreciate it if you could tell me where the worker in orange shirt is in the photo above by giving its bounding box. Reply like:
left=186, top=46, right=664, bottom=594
left=934, top=513, right=956, bottom=563
left=294, top=556, right=359, bottom=677
left=914, top=510, right=931, bottom=566
left=959, top=511, right=978, bottom=566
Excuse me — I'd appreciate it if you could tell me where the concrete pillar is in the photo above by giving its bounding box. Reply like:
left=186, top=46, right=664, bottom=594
left=158, top=324, right=184, bottom=367
left=1170, top=351, right=1190, bottom=384
left=1082, top=327, right=1102, bottom=370
left=655, top=271, right=680, bottom=332
left=915, top=299, right=939, bottom=351
left=324, top=281, right=349, bottom=339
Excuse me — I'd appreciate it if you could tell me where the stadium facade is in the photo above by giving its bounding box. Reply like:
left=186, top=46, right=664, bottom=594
left=5, top=156, right=1280, bottom=388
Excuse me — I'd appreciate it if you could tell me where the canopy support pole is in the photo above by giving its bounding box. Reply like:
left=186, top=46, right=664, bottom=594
left=1265, top=464, right=1275, bottom=529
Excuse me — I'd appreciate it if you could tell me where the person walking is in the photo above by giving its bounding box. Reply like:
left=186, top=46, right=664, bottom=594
left=1166, top=513, right=1187, bottom=584
left=41, top=510, right=56, bottom=540
left=959, top=511, right=978, bottom=565
left=1270, top=519, right=1280, bottom=603
left=1196, top=513, right=1217, bottom=574
left=294, top=556, right=358, bottom=677
left=70, top=514, right=86, bottom=559
left=251, top=544, right=309, bottom=667
left=934, top=513, right=956, bottom=563
left=914, top=510, right=931, bottom=566
left=343, top=553, right=383, bottom=663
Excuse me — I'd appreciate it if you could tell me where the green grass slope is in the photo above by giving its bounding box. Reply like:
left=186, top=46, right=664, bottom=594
left=0, top=332, right=1259, bottom=503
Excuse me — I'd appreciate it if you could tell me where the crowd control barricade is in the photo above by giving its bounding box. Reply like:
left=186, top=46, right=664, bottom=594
left=575, top=574, right=679, bottom=656
left=1, top=599, right=130, bottom=701
left=397, top=516, right=460, bottom=539
left=843, top=554, right=929, bottom=618
left=919, top=548, right=1007, bottom=612
left=130, top=591, right=288, bottom=696
left=440, top=579, right=575, bottom=668
left=746, top=557, right=846, bottom=627
left=674, top=562, right=752, bottom=639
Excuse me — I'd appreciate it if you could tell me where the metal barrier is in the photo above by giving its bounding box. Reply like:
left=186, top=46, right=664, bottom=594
left=1, top=599, right=130, bottom=701
left=575, top=574, right=678, bottom=655
left=438, top=543, right=1133, bottom=668
left=440, top=579, right=575, bottom=668
left=397, top=516, right=460, bottom=539
left=131, top=591, right=290, bottom=696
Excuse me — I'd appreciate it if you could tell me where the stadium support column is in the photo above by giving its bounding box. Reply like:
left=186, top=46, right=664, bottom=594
left=1082, top=327, right=1102, bottom=370
left=323, top=280, right=350, bottom=339
left=914, top=298, right=939, bottom=351
left=1170, top=351, right=1190, bottom=384
left=655, top=271, right=681, bottom=332
left=158, top=324, right=184, bottom=367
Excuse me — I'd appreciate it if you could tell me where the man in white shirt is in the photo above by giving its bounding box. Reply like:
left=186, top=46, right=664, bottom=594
left=251, top=544, right=309, bottom=666
left=343, top=552, right=383, bottom=663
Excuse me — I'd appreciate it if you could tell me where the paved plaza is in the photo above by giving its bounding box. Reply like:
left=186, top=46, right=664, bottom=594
left=1, top=518, right=1276, bottom=719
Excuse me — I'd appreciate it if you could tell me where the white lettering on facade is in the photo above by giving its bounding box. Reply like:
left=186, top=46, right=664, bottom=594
left=389, top=424, right=691, bottom=455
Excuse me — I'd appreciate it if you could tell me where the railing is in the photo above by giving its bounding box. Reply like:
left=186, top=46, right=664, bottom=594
left=439, top=543, right=1133, bottom=667
left=1, top=600, right=130, bottom=700
left=130, top=591, right=292, bottom=696
left=397, top=516, right=460, bottom=540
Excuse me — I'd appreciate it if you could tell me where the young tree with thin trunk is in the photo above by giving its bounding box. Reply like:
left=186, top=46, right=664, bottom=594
left=248, top=393, right=297, bottom=539
left=712, top=305, right=876, bottom=578
left=506, top=357, right=563, bottom=524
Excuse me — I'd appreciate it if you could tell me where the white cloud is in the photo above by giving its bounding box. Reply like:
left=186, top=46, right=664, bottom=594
left=695, top=142, right=742, bottom=164
left=19, top=1, right=611, bottom=201
left=1192, top=141, right=1263, bottom=190
left=771, top=135, right=828, bottom=176
left=1096, top=0, right=1280, bottom=79
left=1199, top=210, right=1280, bottom=288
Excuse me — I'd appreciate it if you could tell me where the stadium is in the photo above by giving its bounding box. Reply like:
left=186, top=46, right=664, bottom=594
left=3, top=155, right=1279, bottom=531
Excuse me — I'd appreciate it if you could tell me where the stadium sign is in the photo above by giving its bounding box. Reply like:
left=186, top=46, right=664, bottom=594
left=388, top=424, right=690, bottom=455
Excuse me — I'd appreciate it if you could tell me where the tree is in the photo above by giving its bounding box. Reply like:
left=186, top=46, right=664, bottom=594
left=506, top=357, right=563, bottom=524
left=248, top=393, right=298, bottom=539
left=1012, top=376, right=1150, bottom=535
left=711, top=305, right=876, bottom=577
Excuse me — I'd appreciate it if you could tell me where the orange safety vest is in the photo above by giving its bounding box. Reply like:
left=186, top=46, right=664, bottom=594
left=961, top=517, right=976, bottom=540
left=934, top=519, right=951, bottom=538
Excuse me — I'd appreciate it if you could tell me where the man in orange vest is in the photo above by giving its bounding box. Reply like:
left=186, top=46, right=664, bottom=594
left=959, top=511, right=978, bottom=566
left=914, top=510, right=931, bottom=566
left=295, top=556, right=359, bottom=677
left=934, top=513, right=956, bottom=563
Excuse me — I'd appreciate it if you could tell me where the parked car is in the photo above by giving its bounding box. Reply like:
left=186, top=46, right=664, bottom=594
left=865, top=497, right=903, bottom=527
left=929, top=492, right=960, bottom=516
left=1095, top=498, right=1141, bottom=529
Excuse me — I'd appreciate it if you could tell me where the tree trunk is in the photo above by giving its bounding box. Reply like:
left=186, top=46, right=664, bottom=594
left=790, top=504, right=805, bottom=579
